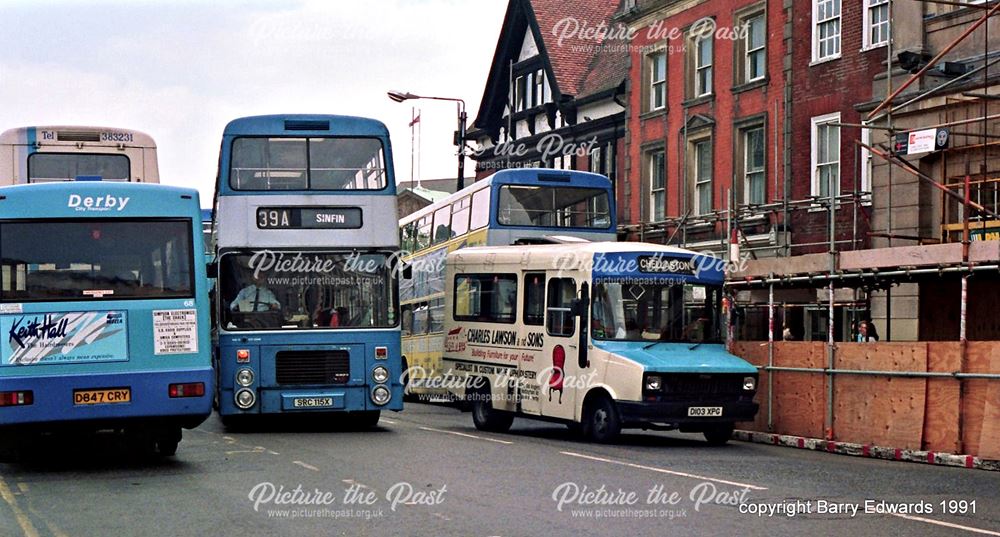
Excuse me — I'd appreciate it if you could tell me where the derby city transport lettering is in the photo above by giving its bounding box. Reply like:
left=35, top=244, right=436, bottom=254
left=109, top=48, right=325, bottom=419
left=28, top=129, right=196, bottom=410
left=67, top=194, right=130, bottom=212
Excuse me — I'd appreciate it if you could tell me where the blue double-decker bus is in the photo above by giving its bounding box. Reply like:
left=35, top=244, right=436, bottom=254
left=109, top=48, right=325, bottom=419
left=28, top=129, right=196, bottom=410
left=0, top=181, right=212, bottom=456
left=212, top=115, right=402, bottom=427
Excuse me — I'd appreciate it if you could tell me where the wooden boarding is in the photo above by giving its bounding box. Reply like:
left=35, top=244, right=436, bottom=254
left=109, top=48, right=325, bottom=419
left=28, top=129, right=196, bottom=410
left=734, top=253, right=828, bottom=279
left=967, top=342, right=1000, bottom=459
left=772, top=342, right=826, bottom=438
left=834, top=344, right=927, bottom=449
left=924, top=342, right=961, bottom=453
left=732, top=342, right=770, bottom=432
left=840, top=243, right=963, bottom=271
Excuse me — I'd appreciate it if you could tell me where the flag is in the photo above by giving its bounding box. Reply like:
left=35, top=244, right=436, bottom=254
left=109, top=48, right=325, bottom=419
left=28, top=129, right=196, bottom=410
left=409, top=113, right=421, bottom=127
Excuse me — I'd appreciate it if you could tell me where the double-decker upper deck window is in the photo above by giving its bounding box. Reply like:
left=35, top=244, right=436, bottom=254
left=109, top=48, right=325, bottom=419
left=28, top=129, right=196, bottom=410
left=28, top=153, right=130, bottom=183
left=230, top=137, right=386, bottom=191
left=0, top=219, right=193, bottom=301
left=496, top=186, right=611, bottom=229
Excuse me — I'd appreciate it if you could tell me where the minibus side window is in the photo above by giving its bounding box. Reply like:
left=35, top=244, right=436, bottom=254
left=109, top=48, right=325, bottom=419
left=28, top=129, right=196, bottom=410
left=546, top=278, right=576, bottom=337
left=453, top=274, right=518, bottom=324
left=524, top=272, right=545, bottom=326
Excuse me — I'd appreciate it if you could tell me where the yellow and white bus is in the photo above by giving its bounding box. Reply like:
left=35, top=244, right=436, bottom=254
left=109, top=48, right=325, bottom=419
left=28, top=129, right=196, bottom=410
left=0, top=126, right=159, bottom=184
left=398, top=168, right=616, bottom=397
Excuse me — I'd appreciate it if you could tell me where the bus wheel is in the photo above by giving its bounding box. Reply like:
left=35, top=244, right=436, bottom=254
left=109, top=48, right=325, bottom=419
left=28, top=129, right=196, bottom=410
left=156, top=428, right=182, bottom=456
left=582, top=395, right=621, bottom=443
left=353, top=411, right=381, bottom=429
left=471, top=384, right=513, bottom=433
left=703, top=423, right=734, bottom=446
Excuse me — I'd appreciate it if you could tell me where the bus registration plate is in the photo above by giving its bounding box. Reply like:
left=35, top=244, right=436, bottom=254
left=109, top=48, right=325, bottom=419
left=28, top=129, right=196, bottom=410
left=74, top=388, right=131, bottom=405
left=687, top=406, right=722, bottom=417
left=292, top=397, right=334, bottom=408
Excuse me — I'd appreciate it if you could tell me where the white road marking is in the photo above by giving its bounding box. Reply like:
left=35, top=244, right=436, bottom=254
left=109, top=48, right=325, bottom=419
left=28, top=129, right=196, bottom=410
left=890, top=513, right=1000, bottom=536
left=559, top=451, right=768, bottom=491
left=381, top=419, right=397, bottom=425
left=418, top=426, right=514, bottom=445
left=0, top=476, right=39, bottom=537
left=293, top=461, right=320, bottom=472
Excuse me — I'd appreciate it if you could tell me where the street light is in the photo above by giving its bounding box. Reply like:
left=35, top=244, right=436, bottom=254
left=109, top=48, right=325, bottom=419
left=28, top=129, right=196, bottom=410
left=387, top=90, right=467, bottom=191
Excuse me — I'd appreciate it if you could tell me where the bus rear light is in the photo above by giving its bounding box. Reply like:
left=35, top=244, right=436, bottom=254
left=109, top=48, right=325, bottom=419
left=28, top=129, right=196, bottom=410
left=236, top=349, right=250, bottom=363
left=0, top=391, right=33, bottom=407
left=169, top=383, right=205, bottom=398
left=375, top=346, right=388, bottom=359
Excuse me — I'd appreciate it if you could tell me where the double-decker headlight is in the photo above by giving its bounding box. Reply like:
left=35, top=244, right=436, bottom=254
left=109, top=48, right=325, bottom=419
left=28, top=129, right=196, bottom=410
left=371, top=385, right=391, bottom=406
left=645, top=375, right=662, bottom=392
left=236, top=368, right=255, bottom=387
left=372, top=366, right=390, bottom=384
left=235, top=388, right=256, bottom=409
left=743, top=376, right=757, bottom=391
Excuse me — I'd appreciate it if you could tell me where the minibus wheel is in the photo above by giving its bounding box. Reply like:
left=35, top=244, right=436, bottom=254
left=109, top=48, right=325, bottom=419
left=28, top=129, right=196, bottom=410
left=582, top=395, right=621, bottom=443
left=471, top=382, right=513, bottom=433
left=703, top=423, right=735, bottom=446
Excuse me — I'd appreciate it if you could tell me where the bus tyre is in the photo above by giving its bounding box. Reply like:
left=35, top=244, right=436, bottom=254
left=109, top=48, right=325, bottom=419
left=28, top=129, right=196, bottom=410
left=353, top=411, right=381, bottom=429
left=703, top=423, right=735, bottom=446
left=156, top=428, right=182, bottom=456
left=582, top=395, right=621, bottom=443
left=471, top=385, right=513, bottom=433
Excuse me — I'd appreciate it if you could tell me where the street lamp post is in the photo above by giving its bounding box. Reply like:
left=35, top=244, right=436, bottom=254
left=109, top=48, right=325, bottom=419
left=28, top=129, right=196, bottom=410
left=388, top=90, right=467, bottom=191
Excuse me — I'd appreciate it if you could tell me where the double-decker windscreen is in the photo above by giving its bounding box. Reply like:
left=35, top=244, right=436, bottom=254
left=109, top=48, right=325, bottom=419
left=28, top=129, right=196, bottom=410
left=496, top=185, right=611, bottom=229
left=218, top=251, right=397, bottom=331
left=0, top=219, right=194, bottom=300
left=229, top=137, right=386, bottom=190
left=28, top=153, right=130, bottom=182
left=591, top=279, right=722, bottom=344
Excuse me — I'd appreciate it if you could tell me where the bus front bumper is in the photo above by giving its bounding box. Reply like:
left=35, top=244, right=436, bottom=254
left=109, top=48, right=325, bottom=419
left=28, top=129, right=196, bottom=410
left=616, top=399, right=759, bottom=428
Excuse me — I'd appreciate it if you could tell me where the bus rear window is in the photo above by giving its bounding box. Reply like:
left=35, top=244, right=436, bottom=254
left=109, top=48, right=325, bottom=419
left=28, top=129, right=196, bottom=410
left=27, top=153, right=130, bottom=182
left=0, top=219, right=194, bottom=301
left=496, top=185, right=611, bottom=229
left=230, top=137, right=387, bottom=191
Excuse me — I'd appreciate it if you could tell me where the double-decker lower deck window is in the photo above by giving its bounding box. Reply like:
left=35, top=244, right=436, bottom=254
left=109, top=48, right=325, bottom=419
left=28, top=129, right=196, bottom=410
left=219, top=251, right=397, bottom=331
left=0, top=219, right=193, bottom=301
left=496, top=186, right=610, bottom=229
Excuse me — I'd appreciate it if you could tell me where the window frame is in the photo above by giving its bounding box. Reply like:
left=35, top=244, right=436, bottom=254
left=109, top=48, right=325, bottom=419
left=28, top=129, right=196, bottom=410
left=694, top=34, right=713, bottom=97
left=647, top=49, right=667, bottom=112
left=692, top=138, right=713, bottom=215
left=648, top=148, right=666, bottom=222
left=743, top=12, right=766, bottom=83
left=812, top=0, right=842, bottom=63
left=452, top=273, right=518, bottom=325
left=862, top=0, right=890, bottom=50
left=810, top=112, right=841, bottom=198
left=523, top=272, right=545, bottom=326
left=742, top=125, right=766, bottom=205
left=545, top=277, right=576, bottom=337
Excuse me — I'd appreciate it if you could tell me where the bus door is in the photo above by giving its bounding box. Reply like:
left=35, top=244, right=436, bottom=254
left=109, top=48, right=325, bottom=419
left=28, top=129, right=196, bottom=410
left=535, top=275, right=581, bottom=421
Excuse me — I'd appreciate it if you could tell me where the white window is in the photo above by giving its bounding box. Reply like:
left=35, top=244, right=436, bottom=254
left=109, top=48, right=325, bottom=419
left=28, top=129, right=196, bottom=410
left=864, top=0, right=889, bottom=49
left=695, top=36, right=713, bottom=96
left=745, top=14, right=766, bottom=82
left=693, top=140, right=712, bottom=214
left=860, top=124, right=872, bottom=193
left=744, top=127, right=766, bottom=205
left=649, top=51, right=666, bottom=111
left=515, top=75, right=526, bottom=111
left=811, top=113, right=840, bottom=198
left=812, top=0, right=841, bottom=62
left=534, top=69, right=546, bottom=106
left=650, top=150, right=666, bottom=221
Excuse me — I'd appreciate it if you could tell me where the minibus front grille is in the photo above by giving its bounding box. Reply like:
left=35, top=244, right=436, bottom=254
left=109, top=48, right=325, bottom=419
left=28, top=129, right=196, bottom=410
left=275, top=350, right=350, bottom=385
left=663, top=375, right=743, bottom=397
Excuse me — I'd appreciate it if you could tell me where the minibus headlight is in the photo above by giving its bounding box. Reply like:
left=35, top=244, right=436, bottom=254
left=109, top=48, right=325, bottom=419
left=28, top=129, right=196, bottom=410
left=372, top=366, right=390, bottom=384
left=645, top=375, right=662, bottom=392
left=371, top=385, right=391, bottom=406
left=235, top=388, right=256, bottom=410
left=743, top=376, right=757, bottom=391
left=236, top=368, right=255, bottom=387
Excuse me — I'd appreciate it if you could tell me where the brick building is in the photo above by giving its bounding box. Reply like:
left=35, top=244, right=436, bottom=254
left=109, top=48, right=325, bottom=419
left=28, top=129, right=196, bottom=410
left=619, top=0, right=787, bottom=255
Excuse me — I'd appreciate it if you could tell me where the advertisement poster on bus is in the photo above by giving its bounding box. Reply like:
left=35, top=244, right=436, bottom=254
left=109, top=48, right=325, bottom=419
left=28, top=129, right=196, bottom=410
left=1, top=310, right=128, bottom=366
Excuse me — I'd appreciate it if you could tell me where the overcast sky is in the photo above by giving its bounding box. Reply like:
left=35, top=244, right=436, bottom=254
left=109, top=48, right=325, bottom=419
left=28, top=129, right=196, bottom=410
left=0, top=0, right=507, bottom=204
